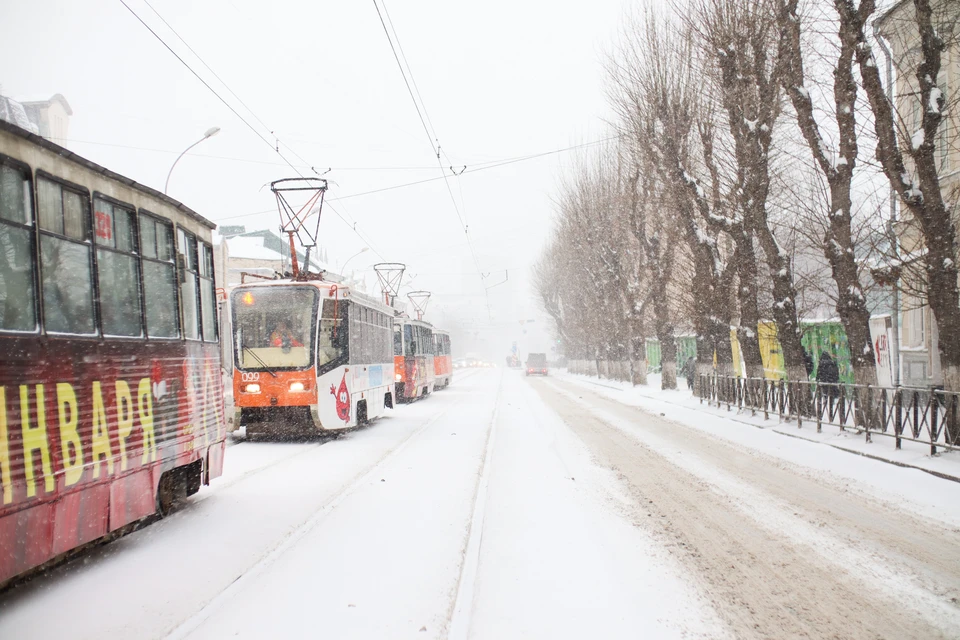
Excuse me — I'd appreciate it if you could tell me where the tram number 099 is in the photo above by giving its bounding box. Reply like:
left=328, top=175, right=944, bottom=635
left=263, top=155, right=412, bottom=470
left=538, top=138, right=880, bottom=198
left=241, top=372, right=260, bottom=382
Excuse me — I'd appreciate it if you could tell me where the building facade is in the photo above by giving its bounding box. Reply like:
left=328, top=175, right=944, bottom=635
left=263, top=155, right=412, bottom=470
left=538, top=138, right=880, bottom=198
left=877, top=0, right=960, bottom=387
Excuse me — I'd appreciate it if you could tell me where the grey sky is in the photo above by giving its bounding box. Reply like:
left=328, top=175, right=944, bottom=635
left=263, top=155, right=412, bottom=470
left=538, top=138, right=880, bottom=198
left=2, top=0, right=627, bottom=359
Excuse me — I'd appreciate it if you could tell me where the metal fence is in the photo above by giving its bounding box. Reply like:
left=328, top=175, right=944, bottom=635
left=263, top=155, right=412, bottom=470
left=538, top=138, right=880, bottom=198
left=698, top=374, right=960, bottom=454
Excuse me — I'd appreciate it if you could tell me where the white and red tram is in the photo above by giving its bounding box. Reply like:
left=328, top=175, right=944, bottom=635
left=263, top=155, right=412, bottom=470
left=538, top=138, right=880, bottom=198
left=231, top=279, right=396, bottom=436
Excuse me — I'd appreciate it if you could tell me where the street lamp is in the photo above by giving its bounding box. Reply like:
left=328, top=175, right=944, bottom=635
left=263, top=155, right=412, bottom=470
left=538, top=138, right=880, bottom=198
left=164, top=126, right=221, bottom=194
left=341, top=247, right=369, bottom=274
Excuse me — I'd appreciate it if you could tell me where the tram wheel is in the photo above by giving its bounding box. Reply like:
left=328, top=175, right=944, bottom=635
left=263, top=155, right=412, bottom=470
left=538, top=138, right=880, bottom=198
left=157, top=461, right=202, bottom=517
left=356, top=400, right=368, bottom=426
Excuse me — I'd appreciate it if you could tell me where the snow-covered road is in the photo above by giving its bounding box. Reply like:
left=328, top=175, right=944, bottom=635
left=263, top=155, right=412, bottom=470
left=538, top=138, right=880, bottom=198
left=2, top=368, right=959, bottom=639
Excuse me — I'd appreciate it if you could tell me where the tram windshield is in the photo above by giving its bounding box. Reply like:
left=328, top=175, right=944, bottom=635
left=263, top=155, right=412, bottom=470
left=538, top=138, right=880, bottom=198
left=233, top=286, right=318, bottom=370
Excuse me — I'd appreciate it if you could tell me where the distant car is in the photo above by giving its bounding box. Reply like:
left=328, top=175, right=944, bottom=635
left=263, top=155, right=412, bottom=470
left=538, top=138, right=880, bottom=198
left=526, top=353, right=548, bottom=376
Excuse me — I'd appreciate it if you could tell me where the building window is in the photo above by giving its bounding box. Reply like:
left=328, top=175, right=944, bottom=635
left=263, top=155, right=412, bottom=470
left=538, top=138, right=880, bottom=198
left=94, top=197, right=142, bottom=337
left=0, top=162, right=38, bottom=332
left=140, top=213, right=179, bottom=338
left=901, top=294, right=926, bottom=349
left=37, top=176, right=95, bottom=335
left=177, top=228, right=200, bottom=340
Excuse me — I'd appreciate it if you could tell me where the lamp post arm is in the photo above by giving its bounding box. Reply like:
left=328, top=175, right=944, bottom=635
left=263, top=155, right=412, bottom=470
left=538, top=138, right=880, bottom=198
left=165, top=137, right=205, bottom=195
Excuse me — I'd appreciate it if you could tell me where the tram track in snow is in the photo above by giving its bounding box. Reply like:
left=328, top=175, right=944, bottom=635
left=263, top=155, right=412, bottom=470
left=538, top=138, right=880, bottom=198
left=445, top=372, right=502, bottom=640
left=164, top=370, right=484, bottom=640
left=192, top=368, right=484, bottom=506
left=0, top=371, right=482, bottom=601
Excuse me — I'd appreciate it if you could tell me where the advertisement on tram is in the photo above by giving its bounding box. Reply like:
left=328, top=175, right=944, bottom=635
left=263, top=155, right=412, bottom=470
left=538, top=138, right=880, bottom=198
left=0, top=119, right=226, bottom=587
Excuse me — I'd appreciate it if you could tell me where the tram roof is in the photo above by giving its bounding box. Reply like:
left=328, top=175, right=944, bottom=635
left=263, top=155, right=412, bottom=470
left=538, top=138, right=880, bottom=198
left=395, top=316, right=435, bottom=329
left=0, top=119, right=216, bottom=230
left=233, top=277, right=395, bottom=314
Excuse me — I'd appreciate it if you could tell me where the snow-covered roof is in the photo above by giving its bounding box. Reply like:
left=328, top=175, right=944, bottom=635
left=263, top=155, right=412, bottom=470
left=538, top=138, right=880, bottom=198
left=227, top=236, right=285, bottom=261
left=0, top=96, right=39, bottom=134
left=20, top=93, right=73, bottom=115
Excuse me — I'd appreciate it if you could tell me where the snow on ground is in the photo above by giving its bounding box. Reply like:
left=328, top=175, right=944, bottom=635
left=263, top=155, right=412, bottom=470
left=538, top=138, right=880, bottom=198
left=557, top=370, right=960, bottom=528
left=0, top=368, right=726, bottom=639
left=0, top=371, right=482, bottom=639
left=10, top=365, right=956, bottom=638
left=171, top=370, right=500, bottom=639
left=534, top=374, right=960, bottom=638
left=465, top=373, right=727, bottom=640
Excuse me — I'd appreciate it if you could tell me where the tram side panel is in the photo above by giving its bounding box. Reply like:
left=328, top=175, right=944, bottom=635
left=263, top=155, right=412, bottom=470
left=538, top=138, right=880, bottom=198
left=0, top=338, right=225, bottom=585
left=433, top=332, right=452, bottom=389
left=0, top=119, right=226, bottom=586
left=393, top=321, right=430, bottom=402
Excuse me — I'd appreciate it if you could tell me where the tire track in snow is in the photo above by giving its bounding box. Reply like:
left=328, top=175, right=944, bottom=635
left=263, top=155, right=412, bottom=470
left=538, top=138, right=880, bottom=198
left=533, top=377, right=959, bottom=639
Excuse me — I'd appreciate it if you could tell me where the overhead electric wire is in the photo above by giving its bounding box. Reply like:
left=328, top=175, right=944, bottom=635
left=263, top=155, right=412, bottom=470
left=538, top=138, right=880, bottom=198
left=376, top=0, right=472, bottom=241
left=66, top=137, right=442, bottom=171
left=372, top=0, right=437, bottom=158
left=371, top=0, right=491, bottom=312
left=142, top=0, right=338, bottom=194
left=379, top=0, right=439, bottom=148
left=117, top=0, right=302, bottom=172
left=119, top=0, right=385, bottom=260
left=211, top=135, right=619, bottom=222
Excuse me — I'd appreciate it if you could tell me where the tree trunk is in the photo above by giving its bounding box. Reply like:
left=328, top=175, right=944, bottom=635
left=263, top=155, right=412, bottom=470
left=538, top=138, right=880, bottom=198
left=655, top=303, right=678, bottom=390
left=734, top=239, right=765, bottom=378
left=778, top=0, right=878, bottom=386
left=841, top=0, right=960, bottom=389
left=630, top=334, right=648, bottom=385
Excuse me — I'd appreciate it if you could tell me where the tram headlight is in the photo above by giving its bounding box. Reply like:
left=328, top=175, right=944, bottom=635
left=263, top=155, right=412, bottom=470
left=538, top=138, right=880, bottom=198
left=244, top=383, right=261, bottom=393
left=395, top=373, right=402, bottom=382
left=289, top=381, right=305, bottom=392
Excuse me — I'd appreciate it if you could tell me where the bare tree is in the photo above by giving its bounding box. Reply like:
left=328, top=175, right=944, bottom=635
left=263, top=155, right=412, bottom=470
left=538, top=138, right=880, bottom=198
left=694, top=0, right=809, bottom=380
left=837, top=0, right=960, bottom=389
left=777, top=0, right=878, bottom=385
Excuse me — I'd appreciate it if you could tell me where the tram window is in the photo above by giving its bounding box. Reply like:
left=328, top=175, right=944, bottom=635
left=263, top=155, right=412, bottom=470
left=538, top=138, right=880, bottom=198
left=94, top=199, right=142, bottom=337
left=199, top=243, right=217, bottom=342
left=98, top=250, right=142, bottom=336
left=0, top=163, right=38, bottom=332
left=350, top=305, right=363, bottom=363
left=37, top=178, right=63, bottom=234
left=140, top=217, right=156, bottom=258
left=316, top=298, right=346, bottom=373
left=40, top=235, right=95, bottom=335
left=37, top=177, right=95, bottom=335
left=177, top=228, right=200, bottom=340
left=0, top=164, right=30, bottom=225
left=376, top=314, right=385, bottom=361
left=394, top=323, right=402, bottom=355
left=404, top=324, right=414, bottom=356
left=140, top=214, right=179, bottom=338
left=62, top=191, right=85, bottom=240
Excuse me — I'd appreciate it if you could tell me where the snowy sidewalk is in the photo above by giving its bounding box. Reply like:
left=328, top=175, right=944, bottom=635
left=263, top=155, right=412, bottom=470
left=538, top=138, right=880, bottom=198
left=533, top=374, right=960, bottom=638
left=557, top=370, right=960, bottom=526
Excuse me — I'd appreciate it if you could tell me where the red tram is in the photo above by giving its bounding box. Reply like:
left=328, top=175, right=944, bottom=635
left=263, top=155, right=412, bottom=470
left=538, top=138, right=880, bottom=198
left=0, top=120, right=226, bottom=586
left=392, top=317, right=436, bottom=402
left=433, top=329, right=453, bottom=389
